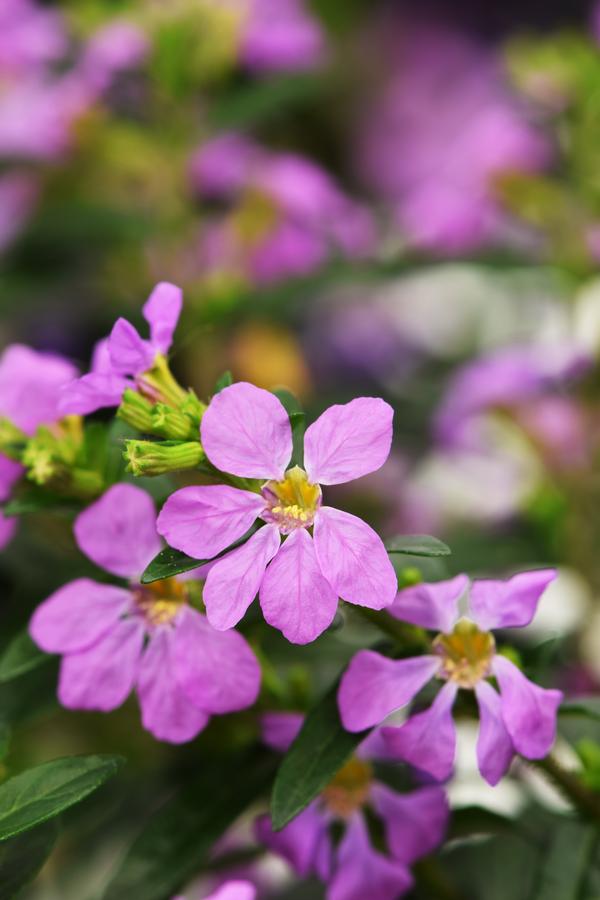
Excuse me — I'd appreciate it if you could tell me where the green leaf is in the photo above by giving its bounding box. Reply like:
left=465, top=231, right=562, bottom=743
left=103, top=751, right=275, bottom=900
left=272, top=389, right=303, bottom=415
left=385, top=534, right=451, bottom=558
left=290, top=411, right=306, bottom=468
left=559, top=698, right=600, bottom=723
left=0, top=821, right=57, bottom=899
left=141, top=522, right=261, bottom=584
left=271, top=680, right=370, bottom=831
left=0, top=754, right=124, bottom=841
left=211, top=74, right=323, bottom=129
left=530, top=819, right=597, bottom=900
left=213, top=370, right=233, bottom=393
left=2, top=491, right=77, bottom=517
left=0, top=631, right=49, bottom=683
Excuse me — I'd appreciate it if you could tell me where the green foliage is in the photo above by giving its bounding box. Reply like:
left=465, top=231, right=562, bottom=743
left=271, top=679, right=369, bottom=831
left=141, top=522, right=261, bottom=583
left=0, top=631, right=49, bottom=683
left=385, top=534, right=452, bottom=557
left=0, top=755, right=124, bottom=841
left=0, top=821, right=57, bottom=900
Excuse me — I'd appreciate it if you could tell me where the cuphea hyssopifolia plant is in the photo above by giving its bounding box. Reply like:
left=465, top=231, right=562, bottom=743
left=22, top=282, right=573, bottom=895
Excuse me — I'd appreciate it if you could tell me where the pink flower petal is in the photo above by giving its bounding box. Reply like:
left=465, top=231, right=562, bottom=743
left=493, top=656, right=563, bottom=759
left=370, top=783, right=449, bottom=865
left=329, top=813, right=413, bottom=900
left=157, top=485, right=265, bottom=560
left=259, top=528, right=338, bottom=644
left=255, top=804, right=330, bottom=879
left=314, top=507, right=397, bottom=610
left=304, top=397, right=393, bottom=485
left=108, top=317, right=155, bottom=376
left=136, top=628, right=209, bottom=743
left=474, top=680, right=515, bottom=786
left=30, top=578, right=132, bottom=654
left=388, top=575, right=469, bottom=632
left=142, top=281, right=183, bottom=355
left=201, top=382, right=292, bottom=479
left=382, top=683, right=458, bottom=781
left=203, top=524, right=280, bottom=629
left=338, top=650, right=440, bottom=732
left=171, top=608, right=261, bottom=714
left=204, top=883, right=257, bottom=900
left=58, top=618, right=144, bottom=711
left=469, top=569, right=557, bottom=631
left=260, top=711, right=304, bottom=752
left=58, top=371, right=130, bottom=416
left=74, top=484, right=161, bottom=580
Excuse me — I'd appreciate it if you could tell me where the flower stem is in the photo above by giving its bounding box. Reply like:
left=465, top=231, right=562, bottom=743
left=354, top=607, right=429, bottom=650
left=530, top=752, right=600, bottom=823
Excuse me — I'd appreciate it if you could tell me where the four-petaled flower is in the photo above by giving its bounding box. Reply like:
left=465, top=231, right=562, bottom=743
left=157, top=382, right=397, bottom=644
left=255, top=712, right=448, bottom=900
left=59, top=281, right=183, bottom=416
left=338, top=571, right=563, bottom=785
left=29, top=483, right=261, bottom=743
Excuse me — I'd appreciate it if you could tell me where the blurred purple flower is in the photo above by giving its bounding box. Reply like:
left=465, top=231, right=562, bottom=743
left=77, top=21, right=149, bottom=94
left=191, top=133, right=376, bottom=285
left=30, top=484, right=261, bottom=743
left=0, top=0, right=66, bottom=73
left=256, top=712, right=448, bottom=900
left=434, top=343, right=590, bottom=461
left=358, top=26, right=550, bottom=253
left=339, top=571, right=562, bottom=785
left=219, top=0, right=325, bottom=72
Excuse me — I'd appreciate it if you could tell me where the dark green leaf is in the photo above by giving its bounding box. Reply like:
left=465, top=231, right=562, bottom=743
left=0, top=821, right=57, bottom=899
left=273, top=389, right=303, bottom=415
left=290, top=411, right=306, bottom=468
left=141, top=522, right=261, bottom=584
left=2, top=491, right=77, bottom=517
left=559, top=699, right=600, bottom=723
left=213, top=371, right=233, bottom=393
left=0, top=631, right=49, bottom=683
left=103, top=750, right=275, bottom=900
left=0, top=722, right=10, bottom=763
left=385, top=534, right=451, bottom=558
left=0, top=754, right=124, bottom=841
left=211, top=74, right=323, bottom=129
left=530, top=819, right=597, bottom=900
left=271, top=680, right=370, bottom=831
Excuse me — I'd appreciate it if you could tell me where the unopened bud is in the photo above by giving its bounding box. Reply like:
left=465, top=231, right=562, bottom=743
left=124, top=439, right=205, bottom=476
left=117, top=390, right=155, bottom=433
left=151, top=404, right=199, bottom=441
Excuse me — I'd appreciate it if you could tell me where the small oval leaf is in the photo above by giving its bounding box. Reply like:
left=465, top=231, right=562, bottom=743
left=0, top=754, right=124, bottom=841
left=385, top=534, right=451, bottom=557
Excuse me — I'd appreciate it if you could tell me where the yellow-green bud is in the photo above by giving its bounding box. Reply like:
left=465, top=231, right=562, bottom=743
left=117, top=390, right=155, bottom=433
left=124, top=439, right=205, bottom=476
left=151, top=404, right=199, bottom=441
left=0, top=417, right=27, bottom=461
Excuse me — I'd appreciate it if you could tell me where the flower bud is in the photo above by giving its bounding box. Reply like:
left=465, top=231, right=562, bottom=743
left=124, top=439, right=205, bottom=476
left=117, top=390, right=155, bottom=433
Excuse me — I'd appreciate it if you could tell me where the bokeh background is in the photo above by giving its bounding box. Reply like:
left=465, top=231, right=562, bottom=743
left=5, top=0, right=600, bottom=896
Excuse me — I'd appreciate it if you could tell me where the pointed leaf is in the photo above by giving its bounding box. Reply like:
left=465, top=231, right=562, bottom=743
left=214, top=371, right=233, bottom=393
left=0, top=754, right=124, bottom=841
left=385, top=535, right=451, bottom=558
left=0, top=821, right=57, bottom=899
left=0, top=631, right=49, bottom=683
left=271, top=679, right=370, bottom=831
left=103, top=750, right=275, bottom=900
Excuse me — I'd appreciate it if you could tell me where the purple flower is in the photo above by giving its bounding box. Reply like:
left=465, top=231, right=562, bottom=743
left=0, top=343, right=78, bottom=549
left=338, top=571, right=563, bottom=785
left=173, top=881, right=256, bottom=900
left=0, top=0, right=66, bottom=74
left=226, top=0, right=325, bottom=72
left=77, top=21, right=149, bottom=94
left=29, top=483, right=261, bottom=743
left=157, top=382, right=397, bottom=644
left=358, top=25, right=549, bottom=254
left=59, top=282, right=183, bottom=416
left=255, top=712, right=448, bottom=900
left=191, top=134, right=375, bottom=286
left=434, top=343, right=590, bottom=452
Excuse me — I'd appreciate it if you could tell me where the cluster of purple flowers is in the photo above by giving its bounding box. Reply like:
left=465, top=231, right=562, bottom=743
left=0, top=283, right=565, bottom=899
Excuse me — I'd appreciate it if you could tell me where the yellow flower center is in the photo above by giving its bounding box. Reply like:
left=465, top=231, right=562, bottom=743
left=433, top=619, right=495, bottom=689
left=262, top=466, right=322, bottom=534
left=322, top=757, right=373, bottom=819
left=134, top=578, right=188, bottom=627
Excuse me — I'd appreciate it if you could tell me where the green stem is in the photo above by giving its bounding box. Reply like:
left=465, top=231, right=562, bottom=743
left=355, top=606, right=429, bottom=650
left=530, top=753, right=600, bottom=823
